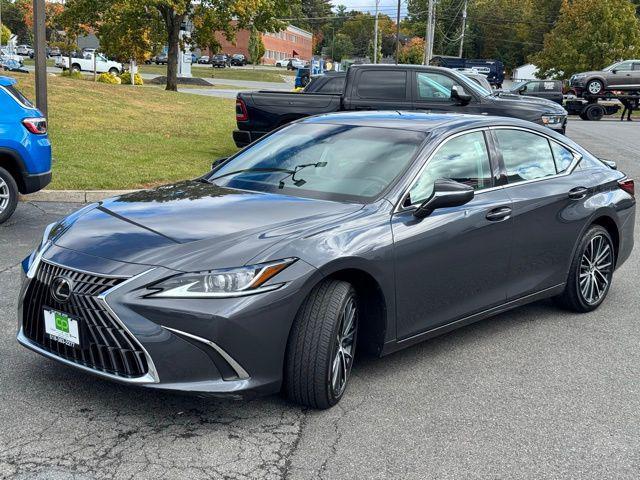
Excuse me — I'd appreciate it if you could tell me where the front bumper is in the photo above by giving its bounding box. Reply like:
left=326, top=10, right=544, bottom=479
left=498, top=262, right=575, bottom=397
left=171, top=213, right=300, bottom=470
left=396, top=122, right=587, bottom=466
left=17, top=245, right=319, bottom=397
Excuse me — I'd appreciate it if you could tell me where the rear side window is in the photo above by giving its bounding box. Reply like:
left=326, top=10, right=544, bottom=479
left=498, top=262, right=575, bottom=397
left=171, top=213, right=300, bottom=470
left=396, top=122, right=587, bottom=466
left=357, top=70, right=407, bottom=100
left=3, top=85, right=35, bottom=108
left=550, top=141, right=575, bottom=173
left=495, top=130, right=556, bottom=183
left=319, top=77, right=345, bottom=94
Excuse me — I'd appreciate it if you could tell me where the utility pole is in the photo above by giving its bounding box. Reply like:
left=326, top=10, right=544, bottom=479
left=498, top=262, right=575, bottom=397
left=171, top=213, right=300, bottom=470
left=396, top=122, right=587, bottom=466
left=458, top=0, right=467, bottom=58
left=33, top=0, right=48, bottom=117
left=424, top=0, right=434, bottom=65
left=394, top=0, right=401, bottom=64
left=373, top=0, right=379, bottom=64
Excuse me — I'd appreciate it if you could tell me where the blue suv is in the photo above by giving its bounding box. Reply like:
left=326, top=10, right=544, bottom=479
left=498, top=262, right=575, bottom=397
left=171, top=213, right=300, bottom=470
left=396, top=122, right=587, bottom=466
left=0, top=76, right=51, bottom=222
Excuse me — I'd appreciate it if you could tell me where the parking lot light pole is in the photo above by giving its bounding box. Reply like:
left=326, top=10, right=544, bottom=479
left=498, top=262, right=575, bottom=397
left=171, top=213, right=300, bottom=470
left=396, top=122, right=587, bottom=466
left=33, top=0, right=48, bottom=117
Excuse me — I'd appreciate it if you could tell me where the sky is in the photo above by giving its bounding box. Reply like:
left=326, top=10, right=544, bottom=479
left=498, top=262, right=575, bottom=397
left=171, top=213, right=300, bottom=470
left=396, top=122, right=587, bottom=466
left=333, top=0, right=410, bottom=19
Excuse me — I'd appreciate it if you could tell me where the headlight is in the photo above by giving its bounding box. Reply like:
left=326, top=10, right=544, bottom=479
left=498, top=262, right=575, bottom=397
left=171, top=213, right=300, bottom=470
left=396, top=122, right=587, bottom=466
left=148, top=258, right=297, bottom=298
left=541, top=114, right=565, bottom=125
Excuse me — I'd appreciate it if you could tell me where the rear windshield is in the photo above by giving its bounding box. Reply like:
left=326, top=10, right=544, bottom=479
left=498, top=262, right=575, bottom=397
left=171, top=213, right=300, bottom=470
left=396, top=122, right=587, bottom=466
left=3, top=85, right=35, bottom=108
left=207, top=123, right=427, bottom=203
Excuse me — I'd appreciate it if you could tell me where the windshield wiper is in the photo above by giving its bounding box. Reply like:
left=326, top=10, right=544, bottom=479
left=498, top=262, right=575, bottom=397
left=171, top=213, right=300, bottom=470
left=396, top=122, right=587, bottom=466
left=277, top=162, right=327, bottom=189
left=209, top=167, right=296, bottom=182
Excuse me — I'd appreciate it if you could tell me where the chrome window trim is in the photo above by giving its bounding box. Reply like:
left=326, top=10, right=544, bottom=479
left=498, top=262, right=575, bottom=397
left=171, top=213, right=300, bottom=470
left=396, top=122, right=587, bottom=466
left=162, top=326, right=250, bottom=380
left=393, top=127, right=493, bottom=213
left=394, top=125, right=583, bottom=214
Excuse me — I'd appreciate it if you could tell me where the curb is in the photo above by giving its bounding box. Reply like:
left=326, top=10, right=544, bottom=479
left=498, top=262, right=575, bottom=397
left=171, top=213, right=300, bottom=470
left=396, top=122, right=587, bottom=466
left=20, top=189, right=137, bottom=203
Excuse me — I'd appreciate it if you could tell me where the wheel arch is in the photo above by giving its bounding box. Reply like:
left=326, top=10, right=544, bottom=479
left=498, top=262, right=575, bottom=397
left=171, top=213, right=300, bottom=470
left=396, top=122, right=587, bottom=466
left=590, top=214, right=620, bottom=264
left=0, top=147, right=27, bottom=193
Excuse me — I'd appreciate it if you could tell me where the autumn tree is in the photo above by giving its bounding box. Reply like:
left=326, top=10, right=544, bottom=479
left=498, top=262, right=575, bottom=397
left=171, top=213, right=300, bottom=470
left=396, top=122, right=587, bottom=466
left=63, top=0, right=295, bottom=91
left=399, top=37, right=425, bottom=64
left=533, top=0, right=640, bottom=78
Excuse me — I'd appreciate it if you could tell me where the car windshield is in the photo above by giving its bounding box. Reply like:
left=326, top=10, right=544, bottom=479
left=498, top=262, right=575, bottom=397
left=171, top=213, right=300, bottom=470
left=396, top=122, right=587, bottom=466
left=603, top=62, right=623, bottom=72
left=453, top=73, right=491, bottom=97
left=509, top=81, right=527, bottom=91
left=207, top=123, right=427, bottom=203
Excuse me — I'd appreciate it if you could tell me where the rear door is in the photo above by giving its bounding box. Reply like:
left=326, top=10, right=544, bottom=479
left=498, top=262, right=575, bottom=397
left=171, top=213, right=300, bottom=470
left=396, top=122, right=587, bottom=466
left=530, top=81, right=563, bottom=104
left=345, top=69, right=412, bottom=111
left=491, top=127, right=594, bottom=299
left=607, top=61, right=634, bottom=88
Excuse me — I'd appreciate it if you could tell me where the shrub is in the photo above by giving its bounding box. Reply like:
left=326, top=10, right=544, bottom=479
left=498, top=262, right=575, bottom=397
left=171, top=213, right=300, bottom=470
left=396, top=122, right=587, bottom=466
left=97, top=73, right=121, bottom=84
left=119, top=72, right=144, bottom=85
left=61, top=70, right=83, bottom=80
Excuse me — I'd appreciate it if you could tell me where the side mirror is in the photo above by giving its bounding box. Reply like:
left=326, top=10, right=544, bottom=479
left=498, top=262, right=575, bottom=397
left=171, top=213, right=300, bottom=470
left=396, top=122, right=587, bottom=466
left=414, top=179, right=474, bottom=219
left=451, top=85, right=472, bottom=105
left=211, top=157, right=227, bottom=170
left=612, top=69, right=618, bottom=74
left=518, top=85, right=527, bottom=94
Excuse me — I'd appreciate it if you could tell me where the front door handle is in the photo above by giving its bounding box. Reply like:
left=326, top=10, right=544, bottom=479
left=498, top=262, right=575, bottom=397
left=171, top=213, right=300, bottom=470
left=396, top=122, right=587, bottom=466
left=568, top=186, right=588, bottom=199
left=486, top=206, right=512, bottom=221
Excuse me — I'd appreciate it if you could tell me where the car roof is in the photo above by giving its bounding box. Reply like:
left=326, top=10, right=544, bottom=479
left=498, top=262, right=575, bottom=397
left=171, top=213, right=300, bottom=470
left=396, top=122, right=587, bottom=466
left=299, top=110, right=541, bottom=133
left=0, top=76, right=17, bottom=87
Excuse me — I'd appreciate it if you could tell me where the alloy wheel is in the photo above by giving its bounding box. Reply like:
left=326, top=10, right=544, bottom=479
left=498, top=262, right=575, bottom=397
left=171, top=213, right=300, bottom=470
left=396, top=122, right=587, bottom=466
left=587, top=81, right=602, bottom=95
left=330, top=295, right=357, bottom=397
left=578, top=234, right=613, bottom=305
left=0, top=177, right=9, bottom=214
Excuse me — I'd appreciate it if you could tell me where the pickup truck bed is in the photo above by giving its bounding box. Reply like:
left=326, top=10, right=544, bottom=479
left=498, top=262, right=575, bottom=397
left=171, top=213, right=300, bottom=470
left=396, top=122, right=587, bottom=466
left=234, top=91, right=341, bottom=147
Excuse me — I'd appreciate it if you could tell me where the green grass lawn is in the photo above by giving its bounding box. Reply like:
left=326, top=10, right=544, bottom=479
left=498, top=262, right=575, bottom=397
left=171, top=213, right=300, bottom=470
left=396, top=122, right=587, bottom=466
left=22, top=58, right=56, bottom=67
left=138, top=64, right=291, bottom=83
left=7, top=72, right=239, bottom=190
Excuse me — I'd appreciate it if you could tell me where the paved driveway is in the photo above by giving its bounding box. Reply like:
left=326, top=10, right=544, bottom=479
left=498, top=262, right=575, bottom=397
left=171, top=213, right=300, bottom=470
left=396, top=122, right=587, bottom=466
left=1, top=121, right=639, bottom=479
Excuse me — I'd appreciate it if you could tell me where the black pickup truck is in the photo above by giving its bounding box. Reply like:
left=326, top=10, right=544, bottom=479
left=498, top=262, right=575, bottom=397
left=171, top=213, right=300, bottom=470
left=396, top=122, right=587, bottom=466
left=233, top=64, right=568, bottom=148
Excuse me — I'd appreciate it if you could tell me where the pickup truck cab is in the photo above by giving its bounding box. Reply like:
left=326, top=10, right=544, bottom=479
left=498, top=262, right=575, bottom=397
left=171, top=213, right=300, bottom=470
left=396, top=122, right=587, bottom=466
left=233, top=64, right=568, bottom=148
left=56, top=52, right=123, bottom=75
left=0, top=76, right=51, bottom=223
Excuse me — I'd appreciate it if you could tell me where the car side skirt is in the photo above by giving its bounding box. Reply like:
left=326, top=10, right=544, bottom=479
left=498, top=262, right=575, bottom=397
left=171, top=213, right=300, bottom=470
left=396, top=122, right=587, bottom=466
left=381, top=283, right=566, bottom=356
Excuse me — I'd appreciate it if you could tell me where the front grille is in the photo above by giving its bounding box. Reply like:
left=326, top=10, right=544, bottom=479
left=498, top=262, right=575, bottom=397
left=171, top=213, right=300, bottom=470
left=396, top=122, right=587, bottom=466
left=22, top=261, right=149, bottom=378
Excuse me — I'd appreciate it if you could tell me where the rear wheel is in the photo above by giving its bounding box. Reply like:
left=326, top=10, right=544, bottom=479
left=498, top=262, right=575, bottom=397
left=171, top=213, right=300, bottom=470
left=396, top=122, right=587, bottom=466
left=70, top=64, right=81, bottom=74
left=285, top=279, right=358, bottom=409
left=555, top=225, right=614, bottom=312
left=584, top=103, right=605, bottom=121
left=0, top=167, right=18, bottom=224
left=108, top=67, right=119, bottom=76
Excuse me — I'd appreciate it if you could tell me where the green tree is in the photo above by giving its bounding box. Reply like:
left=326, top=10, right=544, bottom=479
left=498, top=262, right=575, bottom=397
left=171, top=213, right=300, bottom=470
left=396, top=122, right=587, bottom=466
left=247, top=26, right=265, bottom=65
left=532, top=0, right=640, bottom=78
left=0, top=0, right=28, bottom=43
left=1, top=24, right=11, bottom=45
left=330, top=32, right=353, bottom=61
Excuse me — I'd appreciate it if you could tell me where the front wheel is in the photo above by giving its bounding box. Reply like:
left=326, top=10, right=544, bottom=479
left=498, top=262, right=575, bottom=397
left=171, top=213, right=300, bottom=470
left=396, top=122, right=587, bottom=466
left=108, top=68, right=119, bottom=76
left=285, top=280, right=358, bottom=409
left=0, top=167, right=19, bottom=224
left=586, top=79, right=604, bottom=96
left=555, top=225, right=614, bottom=312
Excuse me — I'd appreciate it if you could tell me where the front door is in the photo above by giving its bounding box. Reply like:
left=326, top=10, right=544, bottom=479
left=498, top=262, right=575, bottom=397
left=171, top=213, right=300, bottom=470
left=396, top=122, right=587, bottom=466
left=392, top=130, right=513, bottom=340
left=412, top=70, right=479, bottom=114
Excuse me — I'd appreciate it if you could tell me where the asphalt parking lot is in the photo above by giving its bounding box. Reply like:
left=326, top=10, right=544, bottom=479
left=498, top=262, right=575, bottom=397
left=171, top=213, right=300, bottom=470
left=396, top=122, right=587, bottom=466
left=1, top=120, right=639, bottom=480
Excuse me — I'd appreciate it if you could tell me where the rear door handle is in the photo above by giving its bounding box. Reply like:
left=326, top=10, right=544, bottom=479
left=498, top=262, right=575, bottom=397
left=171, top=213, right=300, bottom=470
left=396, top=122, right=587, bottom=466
left=486, top=206, right=512, bottom=221
left=568, top=187, right=588, bottom=199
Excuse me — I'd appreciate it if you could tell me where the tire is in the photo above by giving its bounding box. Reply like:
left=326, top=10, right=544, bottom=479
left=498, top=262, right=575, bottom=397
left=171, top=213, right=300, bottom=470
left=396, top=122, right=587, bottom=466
left=70, top=64, right=81, bottom=74
left=584, top=104, right=605, bottom=121
left=108, top=68, right=119, bottom=76
left=0, top=166, right=19, bottom=224
left=555, top=225, right=615, bottom=312
left=586, top=79, right=604, bottom=96
left=285, top=280, right=358, bottom=409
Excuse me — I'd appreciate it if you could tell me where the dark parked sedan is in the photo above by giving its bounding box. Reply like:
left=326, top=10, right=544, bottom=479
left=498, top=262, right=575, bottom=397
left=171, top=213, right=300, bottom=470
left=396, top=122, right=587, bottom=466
left=18, top=112, right=635, bottom=409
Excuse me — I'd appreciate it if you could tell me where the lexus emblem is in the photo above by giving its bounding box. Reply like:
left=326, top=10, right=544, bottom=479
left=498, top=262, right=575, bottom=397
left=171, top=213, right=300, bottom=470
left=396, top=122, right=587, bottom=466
left=51, top=276, right=73, bottom=303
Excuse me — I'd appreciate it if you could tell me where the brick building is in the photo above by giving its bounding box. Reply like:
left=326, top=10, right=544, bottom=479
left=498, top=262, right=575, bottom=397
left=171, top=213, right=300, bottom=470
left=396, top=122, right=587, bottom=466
left=214, top=25, right=313, bottom=65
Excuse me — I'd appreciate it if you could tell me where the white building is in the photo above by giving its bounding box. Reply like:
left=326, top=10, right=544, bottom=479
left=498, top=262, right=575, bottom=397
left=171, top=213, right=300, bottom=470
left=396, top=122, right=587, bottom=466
left=512, top=63, right=539, bottom=81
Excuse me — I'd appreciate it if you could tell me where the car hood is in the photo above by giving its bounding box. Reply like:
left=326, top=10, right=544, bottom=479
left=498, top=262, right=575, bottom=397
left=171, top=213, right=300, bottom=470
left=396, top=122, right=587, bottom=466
left=54, top=180, right=363, bottom=271
left=491, top=92, right=566, bottom=113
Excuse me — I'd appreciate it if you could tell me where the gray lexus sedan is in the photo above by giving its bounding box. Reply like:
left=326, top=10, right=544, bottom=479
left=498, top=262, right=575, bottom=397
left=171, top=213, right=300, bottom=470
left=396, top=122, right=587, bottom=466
left=18, top=112, right=635, bottom=409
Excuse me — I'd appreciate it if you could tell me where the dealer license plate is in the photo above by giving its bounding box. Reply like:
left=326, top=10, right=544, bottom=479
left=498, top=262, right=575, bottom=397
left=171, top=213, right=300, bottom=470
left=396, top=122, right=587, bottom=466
left=43, top=309, right=80, bottom=347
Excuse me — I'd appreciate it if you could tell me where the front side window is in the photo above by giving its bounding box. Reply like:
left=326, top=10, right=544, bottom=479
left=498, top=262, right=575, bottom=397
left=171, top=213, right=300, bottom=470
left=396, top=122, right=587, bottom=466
left=409, top=131, right=492, bottom=205
left=495, top=130, right=557, bottom=183
left=208, top=123, right=426, bottom=203
left=416, top=72, right=456, bottom=101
